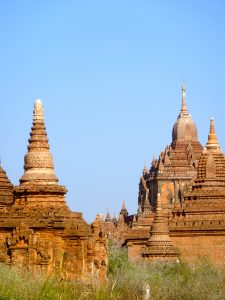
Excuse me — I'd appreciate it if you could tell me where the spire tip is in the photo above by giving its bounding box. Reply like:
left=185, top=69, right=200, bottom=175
left=35, top=99, right=42, bottom=107
left=181, top=83, right=188, bottom=113
left=206, top=117, right=220, bottom=150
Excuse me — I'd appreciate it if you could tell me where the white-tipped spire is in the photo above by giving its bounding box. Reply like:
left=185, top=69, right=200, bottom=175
left=34, top=99, right=44, bottom=122
left=19, top=99, right=58, bottom=185
left=35, top=98, right=42, bottom=105
left=181, top=83, right=188, bottom=113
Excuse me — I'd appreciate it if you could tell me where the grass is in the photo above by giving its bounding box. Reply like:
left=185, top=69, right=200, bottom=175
left=0, top=244, right=225, bottom=299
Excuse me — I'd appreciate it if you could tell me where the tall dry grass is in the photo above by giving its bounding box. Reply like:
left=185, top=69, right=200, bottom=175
left=0, top=244, right=225, bottom=299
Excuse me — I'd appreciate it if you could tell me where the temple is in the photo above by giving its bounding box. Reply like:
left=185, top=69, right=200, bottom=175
left=0, top=100, right=107, bottom=281
left=170, top=117, right=225, bottom=263
left=1, top=87, right=225, bottom=274
left=139, top=84, right=203, bottom=211
left=106, top=85, right=225, bottom=264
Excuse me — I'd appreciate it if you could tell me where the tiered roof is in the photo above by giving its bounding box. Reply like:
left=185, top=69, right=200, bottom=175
left=0, top=164, right=14, bottom=206
left=185, top=118, right=225, bottom=201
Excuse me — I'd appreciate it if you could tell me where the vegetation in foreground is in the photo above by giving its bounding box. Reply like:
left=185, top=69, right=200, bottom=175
left=0, top=244, right=225, bottom=300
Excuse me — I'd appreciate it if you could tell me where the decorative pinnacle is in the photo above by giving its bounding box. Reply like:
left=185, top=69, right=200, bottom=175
left=105, top=209, right=111, bottom=222
left=19, top=99, right=58, bottom=185
left=122, top=200, right=126, bottom=210
left=107, top=209, right=111, bottom=218
left=206, top=117, right=220, bottom=150
left=181, top=83, right=188, bottom=113
left=34, top=99, right=44, bottom=122
left=143, top=160, right=148, bottom=175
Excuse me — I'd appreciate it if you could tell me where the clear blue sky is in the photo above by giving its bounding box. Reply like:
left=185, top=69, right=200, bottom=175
left=0, top=1, right=225, bottom=222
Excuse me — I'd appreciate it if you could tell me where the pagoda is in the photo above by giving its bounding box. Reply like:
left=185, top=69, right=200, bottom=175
left=141, top=193, right=180, bottom=261
left=170, top=118, right=225, bottom=263
left=0, top=100, right=107, bottom=281
left=14, top=99, right=67, bottom=207
left=138, top=84, right=203, bottom=213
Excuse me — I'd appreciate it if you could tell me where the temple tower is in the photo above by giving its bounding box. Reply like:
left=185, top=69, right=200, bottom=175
left=182, top=118, right=225, bottom=201
left=170, top=118, right=225, bottom=263
left=14, top=100, right=67, bottom=207
left=141, top=193, right=180, bottom=261
left=138, top=85, right=203, bottom=212
left=20, top=99, right=58, bottom=185
left=105, top=210, right=117, bottom=239
left=0, top=99, right=108, bottom=281
left=120, top=201, right=128, bottom=218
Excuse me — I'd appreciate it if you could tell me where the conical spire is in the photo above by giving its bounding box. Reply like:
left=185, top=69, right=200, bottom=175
left=206, top=118, right=220, bottom=151
left=0, top=164, right=13, bottom=187
left=20, top=100, right=58, bottom=185
left=181, top=83, right=188, bottom=113
left=120, top=200, right=128, bottom=216
left=112, top=212, right=118, bottom=225
left=112, top=212, right=117, bottom=222
left=141, top=193, right=180, bottom=261
left=105, top=209, right=111, bottom=222
left=143, top=160, right=148, bottom=175
left=0, top=164, right=14, bottom=205
left=132, top=214, right=138, bottom=228
left=147, top=193, right=170, bottom=240
left=172, top=84, right=198, bottom=142
left=118, top=213, right=125, bottom=225
left=122, top=200, right=126, bottom=210
left=143, top=189, right=152, bottom=213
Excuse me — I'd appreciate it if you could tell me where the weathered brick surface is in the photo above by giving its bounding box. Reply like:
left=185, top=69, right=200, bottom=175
left=171, top=235, right=225, bottom=263
left=141, top=193, right=180, bottom=261
left=109, top=87, right=225, bottom=265
left=0, top=100, right=107, bottom=282
left=139, top=85, right=203, bottom=211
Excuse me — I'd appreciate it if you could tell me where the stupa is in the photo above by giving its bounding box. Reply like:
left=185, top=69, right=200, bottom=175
left=0, top=100, right=107, bottom=281
left=138, top=84, right=203, bottom=212
left=141, top=193, right=180, bottom=261
left=170, top=118, right=225, bottom=263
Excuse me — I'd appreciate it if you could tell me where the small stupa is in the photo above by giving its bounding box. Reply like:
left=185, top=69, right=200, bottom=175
left=141, top=193, right=180, bottom=261
left=14, top=99, right=67, bottom=207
